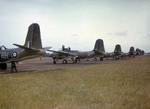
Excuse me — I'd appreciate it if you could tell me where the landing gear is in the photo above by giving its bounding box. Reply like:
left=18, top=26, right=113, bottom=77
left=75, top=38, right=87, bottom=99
left=71, top=58, right=77, bottom=63
left=115, top=57, right=119, bottom=60
left=62, top=60, right=67, bottom=64
left=0, top=63, right=7, bottom=70
left=93, top=58, right=97, bottom=61
left=53, top=58, right=56, bottom=64
left=100, top=57, right=103, bottom=61
left=53, top=60, right=56, bottom=64
left=74, top=59, right=77, bottom=63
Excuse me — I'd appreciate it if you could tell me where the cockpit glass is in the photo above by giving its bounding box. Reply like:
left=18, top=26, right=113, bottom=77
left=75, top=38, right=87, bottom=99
left=0, top=46, right=7, bottom=50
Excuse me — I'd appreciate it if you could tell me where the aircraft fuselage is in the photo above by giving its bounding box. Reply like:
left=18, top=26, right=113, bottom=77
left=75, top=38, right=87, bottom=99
left=0, top=47, right=45, bottom=63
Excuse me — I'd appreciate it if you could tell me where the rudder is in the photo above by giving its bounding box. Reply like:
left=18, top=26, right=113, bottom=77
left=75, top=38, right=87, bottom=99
left=129, top=47, right=134, bottom=53
left=24, top=23, right=42, bottom=49
left=114, top=44, right=122, bottom=53
left=93, top=39, right=105, bottom=52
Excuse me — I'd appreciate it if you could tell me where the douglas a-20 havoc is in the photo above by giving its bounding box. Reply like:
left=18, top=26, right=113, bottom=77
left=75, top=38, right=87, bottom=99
left=48, top=39, right=145, bottom=64
left=0, top=23, right=50, bottom=71
left=47, top=39, right=107, bottom=64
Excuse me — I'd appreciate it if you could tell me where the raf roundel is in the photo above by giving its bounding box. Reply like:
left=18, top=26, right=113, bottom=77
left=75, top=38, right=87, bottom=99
left=12, top=51, right=18, bottom=58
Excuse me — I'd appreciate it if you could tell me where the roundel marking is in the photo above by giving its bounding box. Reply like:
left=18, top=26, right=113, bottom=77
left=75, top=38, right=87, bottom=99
left=12, top=51, right=18, bottom=58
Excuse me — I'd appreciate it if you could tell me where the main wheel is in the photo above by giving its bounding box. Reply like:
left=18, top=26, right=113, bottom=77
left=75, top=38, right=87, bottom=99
left=0, top=63, right=7, bottom=70
left=100, top=57, right=103, bottom=61
left=62, top=60, right=67, bottom=64
left=93, top=58, right=97, bottom=61
left=53, top=61, right=56, bottom=64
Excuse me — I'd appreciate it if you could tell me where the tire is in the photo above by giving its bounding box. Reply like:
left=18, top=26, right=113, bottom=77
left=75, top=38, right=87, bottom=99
left=93, top=58, right=97, bottom=61
left=53, top=61, right=56, bottom=64
left=62, top=60, right=67, bottom=64
left=0, top=63, right=7, bottom=70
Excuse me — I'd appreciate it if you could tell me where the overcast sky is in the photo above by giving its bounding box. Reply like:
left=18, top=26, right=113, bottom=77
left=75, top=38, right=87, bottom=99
left=0, top=0, right=150, bottom=52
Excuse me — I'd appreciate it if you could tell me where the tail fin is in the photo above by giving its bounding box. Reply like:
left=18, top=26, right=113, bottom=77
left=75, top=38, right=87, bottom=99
left=141, top=50, right=144, bottom=55
left=138, top=49, right=142, bottom=55
left=93, top=39, right=105, bottom=52
left=136, top=48, right=141, bottom=55
left=114, top=44, right=122, bottom=53
left=62, top=45, right=65, bottom=51
left=136, top=48, right=139, bottom=52
left=129, top=47, right=134, bottom=53
left=24, top=23, right=42, bottom=49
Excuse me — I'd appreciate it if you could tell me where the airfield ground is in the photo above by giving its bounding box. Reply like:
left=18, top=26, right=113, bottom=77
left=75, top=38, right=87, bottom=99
left=0, top=56, right=150, bottom=109
left=0, top=57, right=130, bottom=74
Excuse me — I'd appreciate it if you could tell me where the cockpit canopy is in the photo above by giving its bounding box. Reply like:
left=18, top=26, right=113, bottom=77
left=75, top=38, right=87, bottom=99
left=0, top=45, right=7, bottom=50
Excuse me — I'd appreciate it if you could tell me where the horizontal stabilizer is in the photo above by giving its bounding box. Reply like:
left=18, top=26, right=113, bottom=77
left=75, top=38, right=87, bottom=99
left=94, top=50, right=107, bottom=55
left=13, top=44, right=40, bottom=52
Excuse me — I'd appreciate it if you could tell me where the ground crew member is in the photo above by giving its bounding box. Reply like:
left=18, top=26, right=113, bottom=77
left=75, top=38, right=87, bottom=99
left=11, top=60, right=17, bottom=73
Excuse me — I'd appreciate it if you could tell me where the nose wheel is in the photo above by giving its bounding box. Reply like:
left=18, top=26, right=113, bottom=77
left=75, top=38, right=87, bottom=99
left=93, top=58, right=97, bottom=61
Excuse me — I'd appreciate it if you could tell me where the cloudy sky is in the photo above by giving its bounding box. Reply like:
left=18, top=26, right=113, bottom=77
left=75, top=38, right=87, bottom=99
left=0, top=0, right=150, bottom=52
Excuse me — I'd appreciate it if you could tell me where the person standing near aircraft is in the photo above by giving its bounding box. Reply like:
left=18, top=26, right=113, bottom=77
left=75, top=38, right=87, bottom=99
left=11, top=60, right=17, bottom=73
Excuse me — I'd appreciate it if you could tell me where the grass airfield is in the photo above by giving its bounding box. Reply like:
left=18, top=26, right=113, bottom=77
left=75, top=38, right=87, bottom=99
left=0, top=56, right=150, bottom=109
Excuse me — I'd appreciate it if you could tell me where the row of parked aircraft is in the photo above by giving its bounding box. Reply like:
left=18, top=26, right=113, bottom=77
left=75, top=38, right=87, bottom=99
left=47, top=40, right=145, bottom=64
left=0, top=23, right=145, bottom=71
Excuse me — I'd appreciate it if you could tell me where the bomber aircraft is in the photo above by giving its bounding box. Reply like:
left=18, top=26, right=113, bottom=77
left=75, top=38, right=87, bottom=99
left=122, top=46, right=136, bottom=58
left=135, top=48, right=143, bottom=55
left=47, top=39, right=107, bottom=64
left=121, top=47, right=145, bottom=58
left=93, top=44, right=123, bottom=61
left=48, top=45, right=79, bottom=64
left=137, top=48, right=145, bottom=55
left=0, top=23, right=50, bottom=71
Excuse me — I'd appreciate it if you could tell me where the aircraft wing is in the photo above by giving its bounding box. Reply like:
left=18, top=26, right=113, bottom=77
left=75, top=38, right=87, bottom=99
left=0, top=61, right=11, bottom=64
left=47, top=49, right=77, bottom=57
left=13, top=44, right=41, bottom=52
left=43, top=47, right=52, bottom=50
